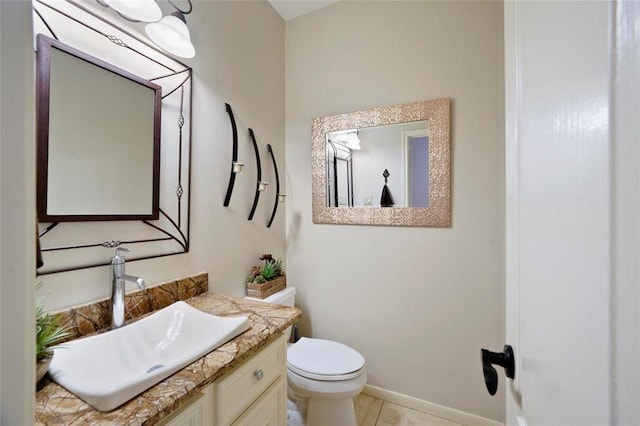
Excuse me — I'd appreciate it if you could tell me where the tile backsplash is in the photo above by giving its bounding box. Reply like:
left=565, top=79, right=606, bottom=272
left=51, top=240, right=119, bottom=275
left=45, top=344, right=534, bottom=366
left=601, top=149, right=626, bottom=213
left=56, top=272, right=208, bottom=339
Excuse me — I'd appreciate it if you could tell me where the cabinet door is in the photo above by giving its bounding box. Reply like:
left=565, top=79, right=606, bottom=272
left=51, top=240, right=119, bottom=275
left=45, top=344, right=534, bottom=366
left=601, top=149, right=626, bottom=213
left=231, top=376, right=287, bottom=426
left=158, top=385, right=214, bottom=426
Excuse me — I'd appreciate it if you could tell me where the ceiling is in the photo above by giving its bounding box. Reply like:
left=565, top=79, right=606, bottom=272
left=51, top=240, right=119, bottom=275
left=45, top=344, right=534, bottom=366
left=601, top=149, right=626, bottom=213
left=267, top=0, right=340, bottom=21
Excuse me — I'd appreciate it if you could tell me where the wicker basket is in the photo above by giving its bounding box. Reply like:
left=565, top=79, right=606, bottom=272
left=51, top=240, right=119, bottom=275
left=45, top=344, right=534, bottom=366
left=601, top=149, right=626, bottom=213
left=246, top=275, right=286, bottom=299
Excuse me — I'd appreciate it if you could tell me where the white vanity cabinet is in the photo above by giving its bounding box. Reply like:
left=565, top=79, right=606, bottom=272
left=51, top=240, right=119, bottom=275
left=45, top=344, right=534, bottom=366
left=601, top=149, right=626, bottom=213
left=159, top=334, right=287, bottom=426
left=157, top=386, right=215, bottom=426
left=231, top=376, right=287, bottom=426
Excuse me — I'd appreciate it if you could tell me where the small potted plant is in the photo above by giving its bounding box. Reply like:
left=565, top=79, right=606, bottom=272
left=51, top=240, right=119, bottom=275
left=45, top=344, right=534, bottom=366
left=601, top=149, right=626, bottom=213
left=246, top=253, right=286, bottom=299
left=36, top=298, right=72, bottom=383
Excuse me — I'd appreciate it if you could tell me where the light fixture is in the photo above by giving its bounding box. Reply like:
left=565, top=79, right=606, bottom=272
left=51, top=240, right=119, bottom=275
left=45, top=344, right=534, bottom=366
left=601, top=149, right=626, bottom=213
left=100, top=0, right=162, bottom=22
left=258, top=181, right=269, bottom=192
left=145, top=0, right=195, bottom=58
left=232, top=162, right=245, bottom=174
left=278, top=194, right=287, bottom=202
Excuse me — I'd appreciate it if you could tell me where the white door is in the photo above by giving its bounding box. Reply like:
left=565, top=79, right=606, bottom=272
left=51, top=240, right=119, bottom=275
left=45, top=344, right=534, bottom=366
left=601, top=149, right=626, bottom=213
left=503, top=1, right=623, bottom=424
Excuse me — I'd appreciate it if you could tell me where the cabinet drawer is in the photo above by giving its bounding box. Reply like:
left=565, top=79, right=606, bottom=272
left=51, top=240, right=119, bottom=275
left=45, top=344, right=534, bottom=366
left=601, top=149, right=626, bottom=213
left=216, top=334, right=286, bottom=425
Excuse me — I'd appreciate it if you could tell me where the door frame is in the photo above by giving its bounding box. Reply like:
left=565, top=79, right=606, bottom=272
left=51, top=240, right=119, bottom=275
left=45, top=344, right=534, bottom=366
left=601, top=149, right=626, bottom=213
left=503, top=2, right=522, bottom=423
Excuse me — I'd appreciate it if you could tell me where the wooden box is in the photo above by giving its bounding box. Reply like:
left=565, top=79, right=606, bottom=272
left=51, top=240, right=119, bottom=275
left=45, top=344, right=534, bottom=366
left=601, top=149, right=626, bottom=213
left=246, top=276, right=286, bottom=299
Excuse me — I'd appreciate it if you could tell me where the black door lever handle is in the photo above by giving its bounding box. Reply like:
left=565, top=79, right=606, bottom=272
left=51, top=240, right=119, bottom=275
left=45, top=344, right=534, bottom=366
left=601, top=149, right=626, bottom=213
left=481, top=345, right=515, bottom=396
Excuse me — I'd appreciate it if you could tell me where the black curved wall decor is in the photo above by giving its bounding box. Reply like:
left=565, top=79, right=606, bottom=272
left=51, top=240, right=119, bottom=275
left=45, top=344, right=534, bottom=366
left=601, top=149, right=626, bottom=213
left=267, top=144, right=281, bottom=228
left=248, top=128, right=262, bottom=220
left=223, top=103, right=239, bottom=206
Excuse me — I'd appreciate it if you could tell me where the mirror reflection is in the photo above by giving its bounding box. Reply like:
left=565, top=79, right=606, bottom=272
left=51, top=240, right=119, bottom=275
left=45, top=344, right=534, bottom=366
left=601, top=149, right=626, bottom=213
left=326, top=121, right=429, bottom=208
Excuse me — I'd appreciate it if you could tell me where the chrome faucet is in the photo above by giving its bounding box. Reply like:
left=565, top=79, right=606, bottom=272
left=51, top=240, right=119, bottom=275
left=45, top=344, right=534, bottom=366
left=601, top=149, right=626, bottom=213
left=110, top=247, right=145, bottom=329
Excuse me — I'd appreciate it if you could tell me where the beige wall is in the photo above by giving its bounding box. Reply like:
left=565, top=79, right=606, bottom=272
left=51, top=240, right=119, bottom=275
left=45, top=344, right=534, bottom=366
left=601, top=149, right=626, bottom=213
left=38, top=1, right=285, bottom=310
left=1, top=1, right=36, bottom=422
left=285, top=1, right=504, bottom=421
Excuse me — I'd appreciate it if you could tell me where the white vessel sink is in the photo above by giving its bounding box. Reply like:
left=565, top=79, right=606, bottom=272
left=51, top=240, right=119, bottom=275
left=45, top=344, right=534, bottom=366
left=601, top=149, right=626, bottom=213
left=48, top=301, right=250, bottom=411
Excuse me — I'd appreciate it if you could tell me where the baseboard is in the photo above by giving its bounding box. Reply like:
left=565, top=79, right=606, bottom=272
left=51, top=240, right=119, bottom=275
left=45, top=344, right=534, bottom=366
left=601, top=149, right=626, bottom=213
left=361, top=385, right=503, bottom=426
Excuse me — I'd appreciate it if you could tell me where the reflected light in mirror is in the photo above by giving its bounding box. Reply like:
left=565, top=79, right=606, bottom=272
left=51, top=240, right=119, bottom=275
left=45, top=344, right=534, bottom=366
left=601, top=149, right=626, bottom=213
left=329, top=129, right=361, bottom=150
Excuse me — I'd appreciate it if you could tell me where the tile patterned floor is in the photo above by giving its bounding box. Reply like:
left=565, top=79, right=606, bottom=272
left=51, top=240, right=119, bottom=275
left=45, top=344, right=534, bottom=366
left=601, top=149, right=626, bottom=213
left=354, top=394, right=463, bottom=426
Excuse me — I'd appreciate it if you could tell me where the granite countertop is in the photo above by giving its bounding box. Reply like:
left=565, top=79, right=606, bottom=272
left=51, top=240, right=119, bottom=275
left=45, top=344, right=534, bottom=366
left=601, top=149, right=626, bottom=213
left=35, top=289, right=301, bottom=425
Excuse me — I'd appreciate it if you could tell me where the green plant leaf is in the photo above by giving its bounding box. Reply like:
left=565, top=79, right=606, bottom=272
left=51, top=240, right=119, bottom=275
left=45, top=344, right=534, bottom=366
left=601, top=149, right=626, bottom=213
left=36, top=302, right=72, bottom=362
left=260, top=261, right=277, bottom=280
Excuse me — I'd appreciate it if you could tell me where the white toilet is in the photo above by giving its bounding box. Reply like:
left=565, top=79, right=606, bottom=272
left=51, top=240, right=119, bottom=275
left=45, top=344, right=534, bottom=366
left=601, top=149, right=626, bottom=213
left=246, top=286, right=366, bottom=426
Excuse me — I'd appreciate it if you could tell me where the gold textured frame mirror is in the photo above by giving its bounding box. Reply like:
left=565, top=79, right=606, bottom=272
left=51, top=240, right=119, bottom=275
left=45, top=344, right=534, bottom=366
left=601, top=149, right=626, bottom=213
left=312, top=98, right=451, bottom=227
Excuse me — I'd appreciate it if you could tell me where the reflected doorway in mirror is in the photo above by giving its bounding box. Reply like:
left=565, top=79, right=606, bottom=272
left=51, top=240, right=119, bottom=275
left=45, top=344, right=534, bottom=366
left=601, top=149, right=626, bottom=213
left=402, top=128, right=429, bottom=208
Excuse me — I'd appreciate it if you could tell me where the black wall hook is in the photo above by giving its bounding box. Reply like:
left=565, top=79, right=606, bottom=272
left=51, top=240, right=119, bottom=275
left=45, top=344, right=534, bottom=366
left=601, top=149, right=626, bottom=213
left=223, top=103, right=239, bottom=207
left=481, top=345, right=515, bottom=396
left=266, top=144, right=280, bottom=228
left=248, top=128, right=263, bottom=220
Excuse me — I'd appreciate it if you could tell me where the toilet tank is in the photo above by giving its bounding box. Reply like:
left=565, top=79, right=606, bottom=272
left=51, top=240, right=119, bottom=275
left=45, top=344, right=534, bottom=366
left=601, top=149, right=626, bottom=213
left=258, top=286, right=296, bottom=306
left=245, top=286, right=296, bottom=340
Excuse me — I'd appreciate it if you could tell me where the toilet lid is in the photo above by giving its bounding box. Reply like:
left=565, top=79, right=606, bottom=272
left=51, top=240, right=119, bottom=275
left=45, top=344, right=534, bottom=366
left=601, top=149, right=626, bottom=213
left=287, top=338, right=365, bottom=381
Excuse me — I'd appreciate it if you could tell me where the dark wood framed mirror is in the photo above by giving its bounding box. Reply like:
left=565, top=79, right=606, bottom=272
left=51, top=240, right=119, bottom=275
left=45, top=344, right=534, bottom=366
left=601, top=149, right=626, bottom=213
left=36, top=34, right=161, bottom=222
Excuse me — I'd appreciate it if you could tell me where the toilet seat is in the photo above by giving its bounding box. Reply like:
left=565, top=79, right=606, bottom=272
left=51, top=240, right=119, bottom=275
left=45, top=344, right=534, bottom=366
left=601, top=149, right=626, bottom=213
left=287, top=337, right=365, bottom=382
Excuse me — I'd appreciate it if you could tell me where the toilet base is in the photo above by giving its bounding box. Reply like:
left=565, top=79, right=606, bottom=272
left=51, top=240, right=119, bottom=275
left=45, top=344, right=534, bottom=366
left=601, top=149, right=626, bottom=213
left=287, top=368, right=366, bottom=426
left=288, top=392, right=357, bottom=426
left=306, top=397, right=357, bottom=426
